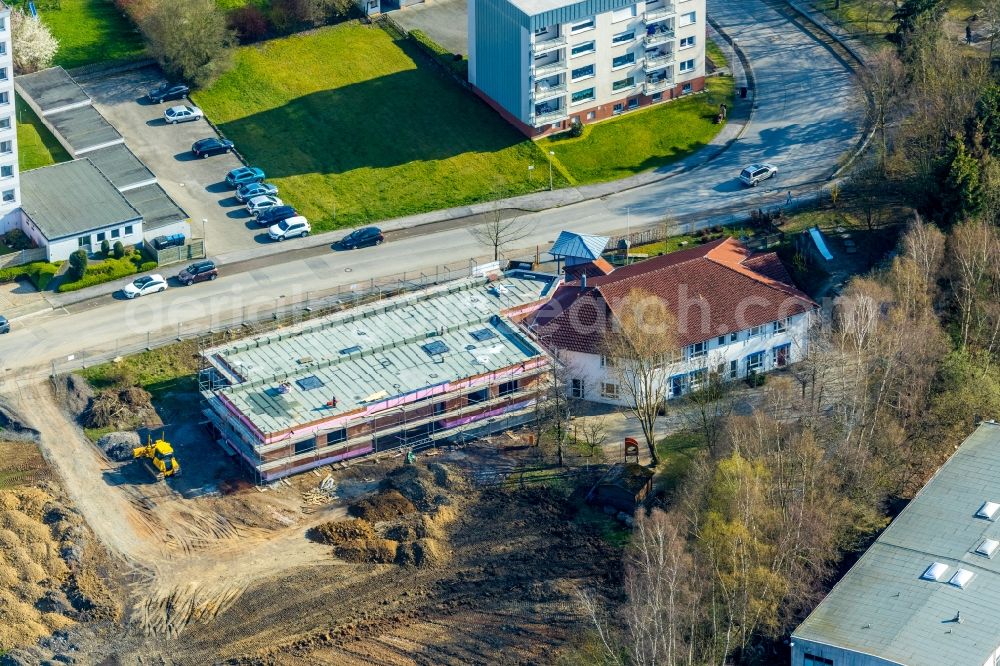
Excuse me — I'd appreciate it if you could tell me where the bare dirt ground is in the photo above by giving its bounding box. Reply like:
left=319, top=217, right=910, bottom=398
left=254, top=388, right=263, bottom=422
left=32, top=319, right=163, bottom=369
left=2, top=381, right=620, bottom=665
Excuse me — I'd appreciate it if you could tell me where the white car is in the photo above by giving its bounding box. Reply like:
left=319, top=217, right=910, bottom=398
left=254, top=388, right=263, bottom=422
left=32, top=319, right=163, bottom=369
left=164, top=105, right=204, bottom=124
left=739, top=163, right=778, bottom=187
left=123, top=274, right=168, bottom=299
left=246, top=195, right=284, bottom=215
left=268, top=216, right=311, bottom=241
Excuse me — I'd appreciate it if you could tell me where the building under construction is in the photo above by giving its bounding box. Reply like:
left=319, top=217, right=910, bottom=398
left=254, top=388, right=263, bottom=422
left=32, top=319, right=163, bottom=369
left=200, top=270, right=560, bottom=481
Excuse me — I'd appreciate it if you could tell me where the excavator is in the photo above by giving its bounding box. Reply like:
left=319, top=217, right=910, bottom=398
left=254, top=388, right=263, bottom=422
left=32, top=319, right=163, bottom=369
left=133, top=433, right=181, bottom=479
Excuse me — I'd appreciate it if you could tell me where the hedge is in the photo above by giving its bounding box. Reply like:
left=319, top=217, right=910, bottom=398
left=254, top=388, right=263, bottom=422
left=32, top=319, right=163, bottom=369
left=408, top=29, right=467, bottom=80
left=56, top=252, right=157, bottom=293
left=0, top=261, right=62, bottom=291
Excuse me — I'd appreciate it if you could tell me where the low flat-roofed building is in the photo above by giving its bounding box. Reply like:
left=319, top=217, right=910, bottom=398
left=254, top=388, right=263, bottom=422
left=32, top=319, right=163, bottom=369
left=19, top=158, right=144, bottom=260
left=792, top=421, right=1000, bottom=666
left=201, top=270, right=561, bottom=481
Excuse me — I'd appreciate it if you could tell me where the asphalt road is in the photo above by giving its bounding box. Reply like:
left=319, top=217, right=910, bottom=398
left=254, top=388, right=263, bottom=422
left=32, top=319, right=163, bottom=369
left=0, top=0, right=863, bottom=380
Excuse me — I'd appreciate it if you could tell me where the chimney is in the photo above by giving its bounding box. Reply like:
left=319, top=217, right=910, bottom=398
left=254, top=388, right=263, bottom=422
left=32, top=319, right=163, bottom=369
left=581, top=273, right=587, bottom=290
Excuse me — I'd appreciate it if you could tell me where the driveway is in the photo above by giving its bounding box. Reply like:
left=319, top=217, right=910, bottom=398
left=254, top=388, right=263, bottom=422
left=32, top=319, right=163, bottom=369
left=74, top=67, right=262, bottom=254
left=391, top=0, right=468, bottom=55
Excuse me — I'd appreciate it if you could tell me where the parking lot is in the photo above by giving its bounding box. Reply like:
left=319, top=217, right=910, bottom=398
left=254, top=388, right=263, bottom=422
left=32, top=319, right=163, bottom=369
left=391, top=0, right=468, bottom=55
left=75, top=66, right=270, bottom=253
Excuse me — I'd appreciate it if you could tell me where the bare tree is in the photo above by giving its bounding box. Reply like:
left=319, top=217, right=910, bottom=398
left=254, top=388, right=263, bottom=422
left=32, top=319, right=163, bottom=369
left=603, top=288, right=679, bottom=467
left=469, top=204, right=533, bottom=262
left=577, top=416, right=609, bottom=460
left=859, top=49, right=907, bottom=163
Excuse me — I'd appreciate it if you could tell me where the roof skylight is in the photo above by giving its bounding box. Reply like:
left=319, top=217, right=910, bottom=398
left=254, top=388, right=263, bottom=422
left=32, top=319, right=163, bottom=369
left=921, top=562, right=949, bottom=582
left=976, top=501, right=1000, bottom=520
left=976, top=539, right=999, bottom=558
left=949, top=569, right=974, bottom=589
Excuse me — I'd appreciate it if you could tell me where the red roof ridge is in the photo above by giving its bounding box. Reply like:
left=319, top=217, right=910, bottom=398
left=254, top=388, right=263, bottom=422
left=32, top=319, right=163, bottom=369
left=705, top=238, right=817, bottom=305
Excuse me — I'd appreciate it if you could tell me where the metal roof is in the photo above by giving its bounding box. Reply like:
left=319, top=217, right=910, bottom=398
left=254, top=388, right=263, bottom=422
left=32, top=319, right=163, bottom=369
left=549, top=230, right=609, bottom=262
left=120, top=183, right=187, bottom=231
left=20, top=159, right=141, bottom=241
left=46, top=105, right=123, bottom=153
left=202, top=272, right=558, bottom=437
left=793, top=422, right=1000, bottom=666
left=85, top=144, right=154, bottom=191
left=14, top=67, right=90, bottom=113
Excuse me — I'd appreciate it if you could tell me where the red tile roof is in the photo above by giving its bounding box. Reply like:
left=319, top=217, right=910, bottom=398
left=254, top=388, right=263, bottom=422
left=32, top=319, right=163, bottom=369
left=528, top=237, right=817, bottom=354
left=564, top=257, right=615, bottom=281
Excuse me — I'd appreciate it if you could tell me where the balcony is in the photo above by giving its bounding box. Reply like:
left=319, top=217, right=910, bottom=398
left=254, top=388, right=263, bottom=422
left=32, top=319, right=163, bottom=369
left=533, top=58, right=567, bottom=77
left=644, top=77, right=673, bottom=94
left=643, top=4, right=675, bottom=23
left=532, top=33, right=567, bottom=53
left=531, top=107, right=568, bottom=127
left=532, top=82, right=567, bottom=103
left=643, top=51, right=674, bottom=72
left=643, top=27, right=675, bottom=47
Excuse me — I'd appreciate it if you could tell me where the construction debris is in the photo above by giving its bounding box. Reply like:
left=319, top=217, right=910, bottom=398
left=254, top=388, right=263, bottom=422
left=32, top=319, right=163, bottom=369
left=95, top=432, right=140, bottom=462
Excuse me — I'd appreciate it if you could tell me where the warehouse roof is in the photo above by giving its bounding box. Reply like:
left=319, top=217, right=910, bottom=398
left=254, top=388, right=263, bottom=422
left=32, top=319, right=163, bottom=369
left=202, top=272, right=559, bottom=436
left=15, top=67, right=90, bottom=113
left=121, top=183, right=187, bottom=231
left=20, top=159, right=141, bottom=241
left=85, top=144, right=154, bottom=191
left=793, top=422, right=1000, bottom=666
left=46, top=105, right=122, bottom=153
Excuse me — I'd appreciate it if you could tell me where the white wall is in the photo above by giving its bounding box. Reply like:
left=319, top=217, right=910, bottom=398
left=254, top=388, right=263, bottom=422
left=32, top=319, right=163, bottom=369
left=790, top=638, right=905, bottom=666
left=561, top=312, right=811, bottom=405
left=42, top=220, right=145, bottom=261
left=0, top=6, right=19, bottom=221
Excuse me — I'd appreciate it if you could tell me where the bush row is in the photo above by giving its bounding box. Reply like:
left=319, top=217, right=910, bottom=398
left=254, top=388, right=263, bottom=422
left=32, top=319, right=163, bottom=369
left=408, top=29, right=467, bottom=80
left=228, top=0, right=358, bottom=44
left=56, top=251, right=156, bottom=293
left=0, top=261, right=62, bottom=291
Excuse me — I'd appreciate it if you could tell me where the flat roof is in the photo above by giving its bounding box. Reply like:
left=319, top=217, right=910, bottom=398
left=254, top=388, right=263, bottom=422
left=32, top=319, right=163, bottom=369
left=15, top=67, right=90, bottom=113
left=85, top=144, right=154, bottom=191
left=794, top=422, right=1000, bottom=666
left=202, top=272, right=558, bottom=436
left=21, top=159, right=141, bottom=240
left=47, top=105, right=122, bottom=153
left=121, top=183, right=187, bottom=231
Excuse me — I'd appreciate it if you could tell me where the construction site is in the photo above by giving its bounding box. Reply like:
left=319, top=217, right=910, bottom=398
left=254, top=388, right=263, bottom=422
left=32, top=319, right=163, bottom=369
left=0, top=267, right=627, bottom=665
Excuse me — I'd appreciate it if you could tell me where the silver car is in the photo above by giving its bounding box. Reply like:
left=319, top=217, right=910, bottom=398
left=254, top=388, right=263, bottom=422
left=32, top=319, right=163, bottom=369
left=164, top=105, right=204, bottom=124
left=739, top=163, right=778, bottom=187
left=247, top=195, right=284, bottom=215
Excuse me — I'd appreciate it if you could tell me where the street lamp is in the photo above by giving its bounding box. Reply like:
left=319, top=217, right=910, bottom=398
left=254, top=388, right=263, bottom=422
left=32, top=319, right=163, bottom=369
left=548, top=150, right=555, bottom=191
left=202, top=218, right=208, bottom=256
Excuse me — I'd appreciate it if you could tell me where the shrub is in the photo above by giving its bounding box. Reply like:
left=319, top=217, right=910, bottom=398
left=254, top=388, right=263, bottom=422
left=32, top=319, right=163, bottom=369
left=10, top=7, right=58, bottom=74
left=30, top=263, right=59, bottom=290
left=139, top=261, right=158, bottom=272
left=3, top=229, right=34, bottom=251
left=569, top=119, right=584, bottom=138
left=112, top=241, right=125, bottom=260
left=100, top=239, right=111, bottom=257
left=68, top=249, right=88, bottom=281
left=746, top=371, right=767, bottom=388
left=228, top=6, right=270, bottom=44
left=143, top=0, right=234, bottom=87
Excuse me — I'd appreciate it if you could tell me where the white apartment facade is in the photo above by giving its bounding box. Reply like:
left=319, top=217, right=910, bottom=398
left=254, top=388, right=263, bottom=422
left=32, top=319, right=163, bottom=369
left=469, top=0, right=706, bottom=136
left=0, top=4, right=19, bottom=233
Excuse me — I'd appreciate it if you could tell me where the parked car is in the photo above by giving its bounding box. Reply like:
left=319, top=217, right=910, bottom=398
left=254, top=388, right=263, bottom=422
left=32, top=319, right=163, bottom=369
left=739, top=163, right=778, bottom=187
left=235, top=182, right=278, bottom=203
left=152, top=233, right=185, bottom=250
left=255, top=205, right=297, bottom=227
left=177, top=260, right=218, bottom=286
left=268, top=216, right=310, bottom=241
left=337, top=226, right=384, bottom=250
left=164, top=105, right=204, bottom=124
left=226, top=167, right=265, bottom=188
left=246, top=195, right=283, bottom=216
left=0, top=315, right=8, bottom=334
left=123, top=274, right=167, bottom=299
left=147, top=83, right=190, bottom=103
left=191, top=137, right=234, bottom=158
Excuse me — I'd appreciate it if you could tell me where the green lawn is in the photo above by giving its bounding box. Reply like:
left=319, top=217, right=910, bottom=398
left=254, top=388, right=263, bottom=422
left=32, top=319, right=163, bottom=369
left=15, top=94, right=71, bottom=171
left=23, top=0, right=145, bottom=68
left=705, top=37, right=729, bottom=70
left=541, top=76, right=734, bottom=185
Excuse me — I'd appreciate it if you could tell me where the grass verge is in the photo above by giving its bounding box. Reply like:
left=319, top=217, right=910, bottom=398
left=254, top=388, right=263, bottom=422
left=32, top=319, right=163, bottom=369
left=16, top=94, right=71, bottom=171
left=21, top=0, right=146, bottom=68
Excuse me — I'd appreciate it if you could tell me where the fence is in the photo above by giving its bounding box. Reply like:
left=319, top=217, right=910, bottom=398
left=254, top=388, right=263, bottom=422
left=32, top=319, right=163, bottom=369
left=147, top=239, right=206, bottom=266
left=46, top=259, right=488, bottom=379
left=0, top=247, right=47, bottom=269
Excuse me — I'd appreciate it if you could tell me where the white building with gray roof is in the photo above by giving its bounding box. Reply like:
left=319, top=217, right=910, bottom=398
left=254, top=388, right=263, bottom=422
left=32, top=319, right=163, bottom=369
left=792, top=421, right=1000, bottom=666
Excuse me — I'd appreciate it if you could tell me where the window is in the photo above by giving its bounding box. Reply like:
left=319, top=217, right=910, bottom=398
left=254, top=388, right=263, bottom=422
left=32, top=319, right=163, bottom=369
left=679, top=10, right=696, bottom=26
left=0, top=67, right=8, bottom=81
left=746, top=351, right=766, bottom=373
left=570, top=378, right=585, bottom=398
left=586, top=111, right=595, bottom=120
left=468, top=387, right=490, bottom=404
left=717, top=335, right=726, bottom=346
left=682, top=82, right=693, bottom=94
left=774, top=343, right=790, bottom=368
left=1, top=189, right=13, bottom=203
left=600, top=355, right=616, bottom=367
left=0, top=140, right=11, bottom=154
left=535, top=26, right=551, bottom=36
left=0, top=42, right=7, bottom=55
left=679, top=35, right=696, bottom=48
left=729, top=331, right=739, bottom=343
left=612, top=30, right=635, bottom=44
left=570, top=18, right=595, bottom=33
left=96, top=232, right=106, bottom=242
left=651, top=92, right=662, bottom=102
left=571, top=41, right=595, bottom=57
left=613, top=76, right=635, bottom=91
left=111, top=228, right=121, bottom=238
left=613, top=102, right=624, bottom=115
left=679, top=58, right=696, bottom=73
left=773, top=318, right=788, bottom=333
left=294, top=439, right=316, bottom=455
left=0, top=116, right=9, bottom=130
left=78, top=236, right=90, bottom=248
left=670, top=374, right=689, bottom=397
left=612, top=52, right=635, bottom=69
left=601, top=382, right=620, bottom=399
left=499, top=380, right=518, bottom=396
left=627, top=97, right=639, bottom=109
left=124, top=225, right=134, bottom=235
left=0, top=17, right=6, bottom=31
left=572, top=64, right=595, bottom=81
left=729, top=359, right=739, bottom=380
left=803, top=655, right=833, bottom=666
left=689, top=368, right=707, bottom=391
left=571, top=87, right=595, bottom=105
left=328, top=428, right=348, bottom=445
left=611, top=5, right=637, bottom=22
left=749, top=325, right=764, bottom=337
left=0, top=92, right=9, bottom=105
left=687, top=341, right=707, bottom=359
left=0, top=165, right=11, bottom=179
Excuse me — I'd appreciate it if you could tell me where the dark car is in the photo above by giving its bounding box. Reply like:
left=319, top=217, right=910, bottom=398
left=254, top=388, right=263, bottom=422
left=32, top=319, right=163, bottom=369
left=152, top=233, right=185, bottom=250
left=225, top=167, right=265, bottom=188
left=191, top=138, right=234, bottom=158
left=255, top=205, right=297, bottom=226
left=147, top=83, right=190, bottom=103
left=0, top=315, right=8, bottom=334
left=177, top=260, right=218, bottom=285
left=338, top=226, right=384, bottom=250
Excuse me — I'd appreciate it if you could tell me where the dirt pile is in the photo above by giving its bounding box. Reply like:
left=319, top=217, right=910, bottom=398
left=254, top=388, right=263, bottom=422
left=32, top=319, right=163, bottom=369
left=349, top=489, right=415, bottom=522
left=312, top=519, right=375, bottom=545
left=395, top=537, right=448, bottom=568
left=82, top=386, right=160, bottom=430
left=95, top=431, right=139, bottom=462
left=63, top=374, right=94, bottom=418
left=334, top=538, right=399, bottom=564
left=384, top=463, right=461, bottom=512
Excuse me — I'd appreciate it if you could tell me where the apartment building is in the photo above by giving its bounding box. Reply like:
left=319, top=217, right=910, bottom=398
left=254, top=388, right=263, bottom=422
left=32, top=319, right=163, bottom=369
left=528, top=237, right=817, bottom=404
left=469, top=0, right=705, bottom=136
left=0, top=4, right=19, bottom=232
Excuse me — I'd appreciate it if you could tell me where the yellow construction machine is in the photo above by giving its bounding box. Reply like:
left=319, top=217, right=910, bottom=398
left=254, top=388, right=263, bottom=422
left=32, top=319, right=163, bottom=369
left=133, top=433, right=181, bottom=479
